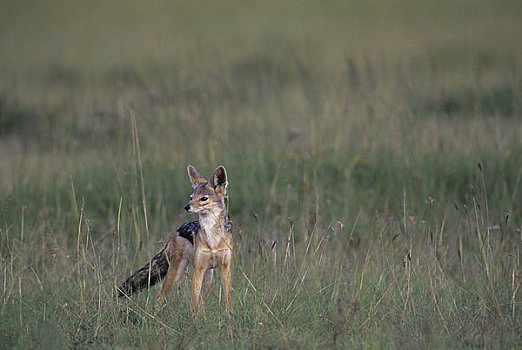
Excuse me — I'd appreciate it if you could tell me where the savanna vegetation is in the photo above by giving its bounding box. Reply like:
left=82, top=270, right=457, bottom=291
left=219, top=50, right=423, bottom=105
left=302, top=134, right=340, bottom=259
left=0, top=0, right=520, bottom=348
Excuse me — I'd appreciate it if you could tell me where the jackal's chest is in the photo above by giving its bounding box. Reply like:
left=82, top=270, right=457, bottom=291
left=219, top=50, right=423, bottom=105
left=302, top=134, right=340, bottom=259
left=195, top=247, right=232, bottom=269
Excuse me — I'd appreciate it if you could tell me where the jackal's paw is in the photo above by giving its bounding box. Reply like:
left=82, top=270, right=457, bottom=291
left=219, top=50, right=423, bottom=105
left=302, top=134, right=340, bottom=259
left=155, top=296, right=166, bottom=311
left=155, top=302, right=166, bottom=312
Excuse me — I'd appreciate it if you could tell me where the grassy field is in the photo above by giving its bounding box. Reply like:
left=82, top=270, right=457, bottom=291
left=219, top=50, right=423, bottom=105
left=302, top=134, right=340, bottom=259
left=0, top=0, right=521, bottom=348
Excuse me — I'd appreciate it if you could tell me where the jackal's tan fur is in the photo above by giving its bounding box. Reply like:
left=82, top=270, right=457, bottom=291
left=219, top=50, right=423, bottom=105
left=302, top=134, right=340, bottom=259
left=117, top=165, right=233, bottom=312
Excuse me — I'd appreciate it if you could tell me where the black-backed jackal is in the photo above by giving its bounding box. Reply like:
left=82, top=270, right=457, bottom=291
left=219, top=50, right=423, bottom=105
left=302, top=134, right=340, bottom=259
left=117, top=165, right=233, bottom=312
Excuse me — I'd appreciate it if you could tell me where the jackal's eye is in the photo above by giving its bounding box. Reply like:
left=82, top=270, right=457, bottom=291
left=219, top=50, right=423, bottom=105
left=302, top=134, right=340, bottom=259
left=200, top=196, right=208, bottom=202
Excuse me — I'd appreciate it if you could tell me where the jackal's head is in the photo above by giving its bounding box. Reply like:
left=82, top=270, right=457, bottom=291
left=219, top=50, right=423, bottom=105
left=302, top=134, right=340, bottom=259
left=184, top=165, right=228, bottom=215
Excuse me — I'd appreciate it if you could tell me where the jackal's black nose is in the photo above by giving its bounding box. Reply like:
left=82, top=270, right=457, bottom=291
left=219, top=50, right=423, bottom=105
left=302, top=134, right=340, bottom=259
left=184, top=204, right=190, bottom=212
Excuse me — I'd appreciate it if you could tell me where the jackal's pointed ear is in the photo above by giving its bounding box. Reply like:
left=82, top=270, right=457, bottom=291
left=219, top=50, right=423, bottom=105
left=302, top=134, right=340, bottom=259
left=209, top=165, right=228, bottom=195
left=187, top=165, right=207, bottom=188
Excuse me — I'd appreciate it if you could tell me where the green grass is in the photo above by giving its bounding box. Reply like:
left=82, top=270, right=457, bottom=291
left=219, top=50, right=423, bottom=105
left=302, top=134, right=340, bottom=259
left=0, top=0, right=521, bottom=348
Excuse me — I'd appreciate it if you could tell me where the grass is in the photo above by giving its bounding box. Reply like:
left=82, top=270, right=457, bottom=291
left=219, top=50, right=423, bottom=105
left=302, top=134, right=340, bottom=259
left=0, top=0, right=521, bottom=348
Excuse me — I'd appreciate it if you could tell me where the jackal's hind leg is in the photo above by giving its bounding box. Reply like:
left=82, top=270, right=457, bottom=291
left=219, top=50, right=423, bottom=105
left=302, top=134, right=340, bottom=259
left=156, top=255, right=188, bottom=307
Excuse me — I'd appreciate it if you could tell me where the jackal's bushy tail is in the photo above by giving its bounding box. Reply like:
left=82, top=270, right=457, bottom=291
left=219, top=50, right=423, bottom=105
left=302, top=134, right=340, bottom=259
left=117, top=249, right=171, bottom=298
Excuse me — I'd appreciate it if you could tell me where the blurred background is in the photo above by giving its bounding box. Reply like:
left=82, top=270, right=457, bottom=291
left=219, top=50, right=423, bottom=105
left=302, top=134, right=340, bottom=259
left=1, top=0, right=520, bottom=221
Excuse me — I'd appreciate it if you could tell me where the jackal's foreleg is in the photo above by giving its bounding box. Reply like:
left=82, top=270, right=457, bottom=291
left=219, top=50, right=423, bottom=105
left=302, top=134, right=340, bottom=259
left=220, top=259, right=233, bottom=313
left=192, top=260, right=207, bottom=312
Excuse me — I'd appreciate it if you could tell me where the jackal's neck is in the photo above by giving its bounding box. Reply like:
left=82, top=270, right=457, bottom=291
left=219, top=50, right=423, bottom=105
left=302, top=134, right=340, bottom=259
left=198, top=206, right=227, bottom=248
